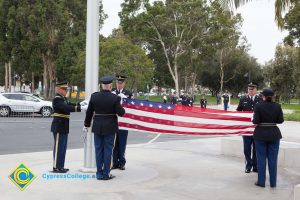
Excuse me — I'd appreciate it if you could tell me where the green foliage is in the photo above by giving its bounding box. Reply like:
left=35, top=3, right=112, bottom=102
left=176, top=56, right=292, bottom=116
left=99, top=36, right=153, bottom=92
left=0, top=0, right=106, bottom=97
left=120, top=0, right=253, bottom=96
left=264, top=45, right=297, bottom=102
left=284, top=3, right=300, bottom=46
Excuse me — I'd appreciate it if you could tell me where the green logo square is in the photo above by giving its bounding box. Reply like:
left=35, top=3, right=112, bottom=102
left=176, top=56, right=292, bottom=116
left=8, top=163, right=36, bottom=191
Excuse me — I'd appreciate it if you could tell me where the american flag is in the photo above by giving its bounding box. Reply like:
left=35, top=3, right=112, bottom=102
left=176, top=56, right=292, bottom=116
left=118, top=99, right=255, bottom=136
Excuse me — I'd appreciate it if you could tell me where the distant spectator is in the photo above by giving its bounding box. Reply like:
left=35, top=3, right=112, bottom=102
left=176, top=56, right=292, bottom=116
left=217, top=93, right=221, bottom=105
left=163, top=95, right=167, bottom=103
left=170, top=92, right=177, bottom=104
left=222, top=92, right=230, bottom=110
left=200, top=95, right=207, bottom=108
left=144, top=93, right=149, bottom=101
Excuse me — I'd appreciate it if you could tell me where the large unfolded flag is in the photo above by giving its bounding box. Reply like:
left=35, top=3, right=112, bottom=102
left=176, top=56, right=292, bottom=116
left=119, top=99, right=255, bottom=136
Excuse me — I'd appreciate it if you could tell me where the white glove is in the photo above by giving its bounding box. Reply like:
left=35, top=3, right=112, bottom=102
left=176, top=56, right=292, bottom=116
left=83, top=126, right=89, bottom=133
left=80, top=100, right=89, bottom=112
left=118, top=93, right=127, bottom=99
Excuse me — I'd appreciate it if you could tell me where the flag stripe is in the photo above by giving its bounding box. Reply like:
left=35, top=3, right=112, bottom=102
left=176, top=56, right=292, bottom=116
left=123, top=104, right=251, bottom=122
left=120, top=99, right=254, bottom=136
left=118, top=117, right=254, bottom=133
left=119, top=122, right=253, bottom=136
left=123, top=113, right=255, bottom=129
left=123, top=107, right=253, bottom=126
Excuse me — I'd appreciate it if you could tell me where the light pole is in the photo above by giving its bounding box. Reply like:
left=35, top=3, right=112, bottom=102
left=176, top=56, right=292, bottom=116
left=80, top=0, right=99, bottom=172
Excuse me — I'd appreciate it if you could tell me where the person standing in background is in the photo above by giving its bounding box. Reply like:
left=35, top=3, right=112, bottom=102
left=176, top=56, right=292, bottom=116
left=222, top=92, right=230, bottom=110
left=200, top=95, right=207, bottom=108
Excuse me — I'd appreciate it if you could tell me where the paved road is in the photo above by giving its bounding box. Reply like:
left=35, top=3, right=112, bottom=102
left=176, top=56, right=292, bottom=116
left=0, top=112, right=205, bottom=155
left=1, top=111, right=298, bottom=155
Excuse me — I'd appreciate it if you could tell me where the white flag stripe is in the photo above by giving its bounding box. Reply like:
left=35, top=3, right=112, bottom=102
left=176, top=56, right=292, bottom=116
left=123, top=108, right=253, bottom=126
left=120, top=127, right=245, bottom=136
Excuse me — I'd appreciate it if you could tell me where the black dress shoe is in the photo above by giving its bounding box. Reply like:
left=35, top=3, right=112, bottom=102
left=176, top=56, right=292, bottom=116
left=245, top=169, right=251, bottom=173
left=102, top=174, right=115, bottom=180
left=254, top=182, right=265, bottom=187
left=253, top=169, right=258, bottom=173
left=52, top=168, right=67, bottom=173
left=62, top=168, right=69, bottom=172
left=111, top=165, right=119, bottom=170
left=119, top=165, right=125, bottom=170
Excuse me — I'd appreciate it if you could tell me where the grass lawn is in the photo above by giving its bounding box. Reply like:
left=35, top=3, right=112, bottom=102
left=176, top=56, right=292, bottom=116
left=281, top=103, right=300, bottom=121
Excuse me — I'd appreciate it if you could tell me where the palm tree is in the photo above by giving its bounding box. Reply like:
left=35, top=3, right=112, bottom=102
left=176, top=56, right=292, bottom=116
left=222, top=0, right=298, bottom=28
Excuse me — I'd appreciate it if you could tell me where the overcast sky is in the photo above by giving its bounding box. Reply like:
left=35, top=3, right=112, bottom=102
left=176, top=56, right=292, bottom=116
left=100, top=0, right=288, bottom=64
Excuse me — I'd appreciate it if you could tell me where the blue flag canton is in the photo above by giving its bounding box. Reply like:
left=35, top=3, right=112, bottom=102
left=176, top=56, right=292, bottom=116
left=8, top=163, right=36, bottom=191
left=123, top=99, right=174, bottom=110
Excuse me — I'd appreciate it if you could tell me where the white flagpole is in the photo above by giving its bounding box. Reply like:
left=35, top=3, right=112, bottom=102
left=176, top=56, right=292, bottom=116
left=80, top=0, right=99, bottom=172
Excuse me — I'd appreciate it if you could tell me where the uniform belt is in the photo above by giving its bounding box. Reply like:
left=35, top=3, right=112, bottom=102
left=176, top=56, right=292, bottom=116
left=94, top=113, right=116, bottom=116
left=53, top=113, right=70, bottom=118
left=258, top=123, right=277, bottom=127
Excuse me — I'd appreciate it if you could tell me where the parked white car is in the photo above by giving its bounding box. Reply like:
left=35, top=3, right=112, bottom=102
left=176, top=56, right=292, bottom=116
left=0, top=93, right=53, bottom=117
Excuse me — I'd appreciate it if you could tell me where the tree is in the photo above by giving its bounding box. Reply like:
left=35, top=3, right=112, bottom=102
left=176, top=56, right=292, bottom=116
left=100, top=37, right=153, bottom=96
left=211, top=2, right=244, bottom=93
left=0, top=0, right=106, bottom=98
left=265, top=45, right=297, bottom=102
left=284, top=3, right=300, bottom=46
left=120, top=0, right=211, bottom=96
left=75, top=36, right=154, bottom=96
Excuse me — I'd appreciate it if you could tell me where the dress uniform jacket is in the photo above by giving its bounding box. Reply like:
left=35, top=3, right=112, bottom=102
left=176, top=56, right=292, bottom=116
left=84, top=90, right=125, bottom=135
left=51, top=93, right=81, bottom=134
left=252, top=101, right=284, bottom=141
left=237, top=95, right=261, bottom=111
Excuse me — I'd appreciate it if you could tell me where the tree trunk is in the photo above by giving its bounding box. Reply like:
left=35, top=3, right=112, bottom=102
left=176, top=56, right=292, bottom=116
left=76, top=87, right=81, bottom=101
left=219, top=49, right=224, bottom=94
left=31, top=72, right=35, bottom=93
left=43, top=51, right=56, bottom=98
left=191, top=73, right=197, bottom=97
left=4, top=63, right=8, bottom=92
left=134, top=86, right=138, bottom=98
left=8, top=62, right=11, bottom=92
left=43, top=64, right=49, bottom=98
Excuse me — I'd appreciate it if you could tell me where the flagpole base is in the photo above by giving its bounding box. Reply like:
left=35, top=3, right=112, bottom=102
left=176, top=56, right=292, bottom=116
left=79, top=167, right=97, bottom=173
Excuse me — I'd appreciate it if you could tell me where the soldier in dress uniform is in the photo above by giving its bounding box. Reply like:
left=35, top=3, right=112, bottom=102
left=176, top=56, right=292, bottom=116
left=222, top=92, right=230, bottom=110
left=84, top=75, right=125, bottom=180
left=253, top=88, right=284, bottom=188
left=237, top=82, right=262, bottom=173
left=111, top=74, right=132, bottom=170
left=200, top=95, right=207, bottom=108
left=170, top=92, right=178, bottom=104
left=51, top=81, right=81, bottom=173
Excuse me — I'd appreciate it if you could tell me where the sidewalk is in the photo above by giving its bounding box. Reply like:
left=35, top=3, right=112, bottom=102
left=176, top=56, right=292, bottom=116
left=0, top=136, right=298, bottom=200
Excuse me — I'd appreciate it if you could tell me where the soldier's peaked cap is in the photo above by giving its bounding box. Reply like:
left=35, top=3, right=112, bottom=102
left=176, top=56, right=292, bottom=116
left=100, top=75, right=114, bottom=84
left=248, top=82, right=258, bottom=88
left=55, top=81, right=68, bottom=88
left=116, top=74, right=127, bottom=81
